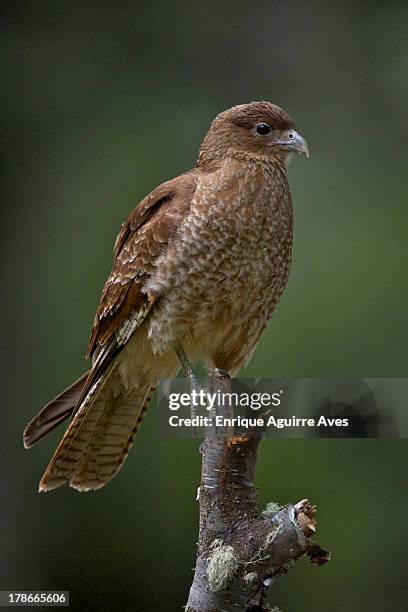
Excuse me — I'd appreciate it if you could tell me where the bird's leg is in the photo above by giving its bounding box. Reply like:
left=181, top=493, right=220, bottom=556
left=174, top=343, right=198, bottom=387
left=174, top=343, right=201, bottom=420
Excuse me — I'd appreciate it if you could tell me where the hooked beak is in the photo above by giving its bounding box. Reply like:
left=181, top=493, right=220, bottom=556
left=273, top=130, right=309, bottom=157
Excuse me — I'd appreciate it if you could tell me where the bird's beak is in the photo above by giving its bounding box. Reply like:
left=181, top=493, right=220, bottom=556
left=272, top=130, right=309, bottom=158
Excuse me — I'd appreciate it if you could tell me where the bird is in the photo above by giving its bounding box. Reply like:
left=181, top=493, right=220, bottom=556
left=23, top=101, right=309, bottom=492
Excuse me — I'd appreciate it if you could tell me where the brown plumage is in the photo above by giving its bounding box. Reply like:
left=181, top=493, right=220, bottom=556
left=23, top=101, right=309, bottom=492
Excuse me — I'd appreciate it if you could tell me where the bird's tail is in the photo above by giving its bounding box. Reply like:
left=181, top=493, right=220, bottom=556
left=23, top=371, right=90, bottom=448
left=38, top=367, right=155, bottom=492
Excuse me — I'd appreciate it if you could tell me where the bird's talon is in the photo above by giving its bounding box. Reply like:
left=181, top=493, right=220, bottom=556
left=212, top=368, right=230, bottom=380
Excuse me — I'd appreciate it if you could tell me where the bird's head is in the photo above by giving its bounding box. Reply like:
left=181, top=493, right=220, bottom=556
left=197, top=101, right=309, bottom=168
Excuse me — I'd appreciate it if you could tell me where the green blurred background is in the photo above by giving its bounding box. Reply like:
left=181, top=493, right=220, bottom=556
left=1, top=1, right=408, bottom=610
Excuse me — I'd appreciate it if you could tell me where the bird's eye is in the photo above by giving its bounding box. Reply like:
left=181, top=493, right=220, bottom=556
left=255, top=123, right=271, bottom=136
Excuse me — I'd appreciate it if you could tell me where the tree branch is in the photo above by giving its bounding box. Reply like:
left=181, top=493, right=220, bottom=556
left=186, top=370, right=330, bottom=612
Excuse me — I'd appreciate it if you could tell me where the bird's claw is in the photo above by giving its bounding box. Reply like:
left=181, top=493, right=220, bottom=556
left=211, top=368, right=230, bottom=380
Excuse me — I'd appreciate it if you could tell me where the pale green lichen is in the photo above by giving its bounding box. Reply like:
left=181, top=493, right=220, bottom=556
left=243, top=571, right=257, bottom=583
left=207, top=539, right=239, bottom=592
left=262, top=501, right=282, bottom=517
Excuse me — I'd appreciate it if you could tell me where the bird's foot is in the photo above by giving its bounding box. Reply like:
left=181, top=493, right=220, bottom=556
left=211, top=368, right=230, bottom=381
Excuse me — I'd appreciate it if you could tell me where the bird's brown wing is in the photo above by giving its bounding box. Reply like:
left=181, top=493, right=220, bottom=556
left=36, top=171, right=199, bottom=491
left=69, top=169, right=198, bottom=419
left=87, top=170, right=198, bottom=358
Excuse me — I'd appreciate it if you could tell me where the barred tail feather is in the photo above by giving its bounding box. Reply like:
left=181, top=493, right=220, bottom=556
left=23, top=371, right=90, bottom=448
left=70, top=383, right=155, bottom=491
left=39, top=368, right=154, bottom=492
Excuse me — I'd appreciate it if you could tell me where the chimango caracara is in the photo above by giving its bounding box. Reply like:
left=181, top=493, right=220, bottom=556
left=24, top=101, right=309, bottom=492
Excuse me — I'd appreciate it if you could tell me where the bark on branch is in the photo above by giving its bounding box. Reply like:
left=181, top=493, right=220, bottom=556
left=186, top=370, right=330, bottom=612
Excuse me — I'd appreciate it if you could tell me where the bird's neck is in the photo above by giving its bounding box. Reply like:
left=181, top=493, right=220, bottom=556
left=197, top=149, right=288, bottom=177
left=195, top=155, right=291, bottom=219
